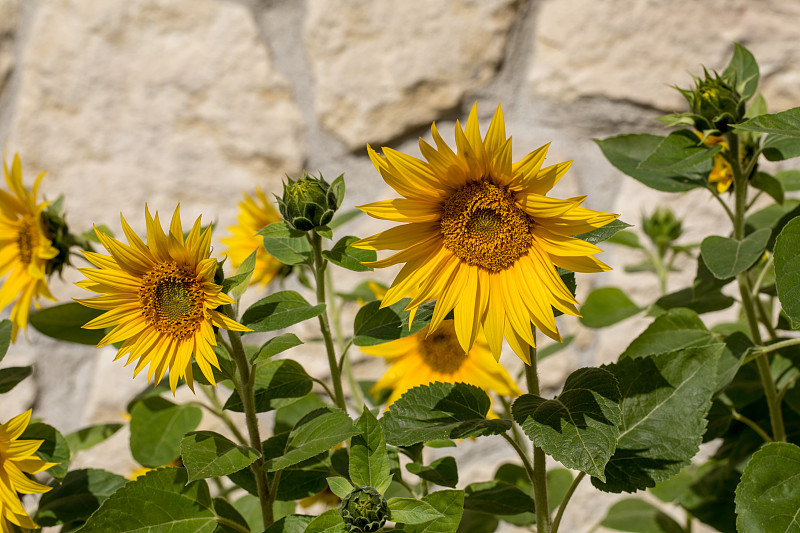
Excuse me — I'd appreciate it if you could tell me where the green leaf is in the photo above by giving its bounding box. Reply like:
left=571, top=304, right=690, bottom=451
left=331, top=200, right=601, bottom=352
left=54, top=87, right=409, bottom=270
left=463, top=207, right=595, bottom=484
left=700, top=228, right=770, bottom=279
left=323, top=236, right=377, bottom=272
left=265, top=407, right=358, bottom=471
left=600, top=498, right=684, bottom=533
left=638, top=130, right=720, bottom=173
left=65, top=423, right=123, bottom=454
left=350, top=406, right=392, bottom=489
left=579, top=287, right=642, bottom=328
left=595, top=134, right=704, bottom=192
left=129, top=397, right=202, bottom=468
left=653, top=256, right=736, bottom=315
left=224, top=358, right=313, bottom=413
left=775, top=216, right=800, bottom=329
left=723, top=42, right=760, bottom=101
left=273, top=392, right=326, bottom=434
left=734, top=106, right=800, bottom=137
left=258, top=222, right=311, bottom=265
left=777, top=170, right=800, bottom=191
left=353, top=298, right=434, bottom=347
left=751, top=172, right=784, bottom=205
left=29, top=302, right=104, bottom=345
left=254, top=333, right=303, bottom=363
left=36, top=468, right=128, bottom=527
left=77, top=467, right=220, bottom=533
left=607, top=230, right=643, bottom=249
left=327, top=476, right=353, bottom=499
left=406, top=456, right=458, bottom=488
left=537, top=335, right=575, bottom=361
left=241, top=290, right=325, bottom=332
left=576, top=219, right=632, bottom=245
left=735, top=442, right=800, bottom=533
left=22, top=422, right=70, bottom=480
left=513, top=367, right=621, bottom=480
left=263, top=514, right=314, bottom=533
left=763, top=134, right=800, bottom=161
left=213, top=497, right=250, bottom=533
left=304, top=509, right=346, bottom=533
left=222, top=250, right=257, bottom=299
left=331, top=173, right=346, bottom=209
left=388, top=497, right=444, bottom=524
left=592, top=345, right=722, bottom=493
left=0, top=319, right=10, bottom=362
left=402, top=490, right=464, bottom=533
left=180, top=431, right=260, bottom=482
left=329, top=208, right=362, bottom=229
left=381, top=382, right=512, bottom=446
left=463, top=481, right=534, bottom=516
left=0, top=365, right=32, bottom=393
left=547, top=468, right=574, bottom=513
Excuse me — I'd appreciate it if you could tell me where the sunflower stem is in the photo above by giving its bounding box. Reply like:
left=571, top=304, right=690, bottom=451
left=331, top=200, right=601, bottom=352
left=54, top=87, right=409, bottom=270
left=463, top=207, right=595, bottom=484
left=551, top=471, right=586, bottom=533
left=728, top=132, right=786, bottom=443
left=308, top=232, right=347, bottom=410
left=224, top=311, right=273, bottom=527
left=524, top=329, right=551, bottom=533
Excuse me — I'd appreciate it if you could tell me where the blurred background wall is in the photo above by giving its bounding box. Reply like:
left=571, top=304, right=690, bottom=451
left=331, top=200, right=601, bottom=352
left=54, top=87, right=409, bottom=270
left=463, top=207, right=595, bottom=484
left=1, top=0, right=799, bottom=530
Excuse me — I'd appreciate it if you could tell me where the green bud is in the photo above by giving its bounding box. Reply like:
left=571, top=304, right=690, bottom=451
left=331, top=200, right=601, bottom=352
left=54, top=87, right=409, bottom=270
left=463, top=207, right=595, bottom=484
left=339, top=486, right=390, bottom=533
left=642, top=207, right=683, bottom=256
left=278, top=172, right=341, bottom=232
left=40, top=195, right=71, bottom=276
left=685, top=69, right=744, bottom=133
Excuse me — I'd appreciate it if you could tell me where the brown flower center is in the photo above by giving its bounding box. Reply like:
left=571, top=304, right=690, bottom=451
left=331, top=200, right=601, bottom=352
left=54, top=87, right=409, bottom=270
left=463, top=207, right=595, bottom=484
left=418, top=321, right=468, bottom=374
left=440, top=180, right=532, bottom=272
left=139, top=262, right=205, bottom=340
left=16, top=216, right=36, bottom=266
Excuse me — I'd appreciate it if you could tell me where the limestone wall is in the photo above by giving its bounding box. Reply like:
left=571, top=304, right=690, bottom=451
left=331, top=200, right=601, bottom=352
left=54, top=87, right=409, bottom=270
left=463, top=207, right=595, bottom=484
left=1, top=1, right=799, bottom=531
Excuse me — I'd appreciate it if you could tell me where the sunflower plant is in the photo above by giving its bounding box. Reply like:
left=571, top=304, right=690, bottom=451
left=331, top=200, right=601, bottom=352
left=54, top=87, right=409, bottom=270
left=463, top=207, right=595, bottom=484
left=2, top=42, right=800, bottom=533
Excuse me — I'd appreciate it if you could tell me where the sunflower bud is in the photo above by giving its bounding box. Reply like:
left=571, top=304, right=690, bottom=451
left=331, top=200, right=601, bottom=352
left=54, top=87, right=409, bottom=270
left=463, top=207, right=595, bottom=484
left=278, top=173, right=342, bottom=232
left=686, top=70, right=744, bottom=133
left=642, top=207, right=683, bottom=257
left=339, top=486, right=389, bottom=533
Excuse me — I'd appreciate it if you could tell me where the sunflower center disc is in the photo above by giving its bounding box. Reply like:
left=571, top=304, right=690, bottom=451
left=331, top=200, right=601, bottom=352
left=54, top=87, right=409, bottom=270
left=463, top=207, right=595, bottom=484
left=16, top=216, right=36, bottom=266
left=440, top=180, right=532, bottom=272
left=419, top=321, right=468, bottom=373
left=139, top=262, right=205, bottom=339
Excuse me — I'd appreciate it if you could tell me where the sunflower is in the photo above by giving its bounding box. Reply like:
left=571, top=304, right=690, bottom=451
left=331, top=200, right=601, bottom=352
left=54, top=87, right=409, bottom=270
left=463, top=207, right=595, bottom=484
left=362, top=319, right=521, bottom=406
left=354, top=104, right=617, bottom=363
left=0, top=410, right=57, bottom=532
left=76, top=205, right=251, bottom=393
left=0, top=153, right=59, bottom=341
left=221, top=188, right=283, bottom=287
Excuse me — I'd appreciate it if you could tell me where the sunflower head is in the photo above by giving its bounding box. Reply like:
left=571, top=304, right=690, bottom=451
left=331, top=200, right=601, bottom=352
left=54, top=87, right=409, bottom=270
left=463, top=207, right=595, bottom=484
left=278, top=173, right=341, bottom=231
left=0, top=410, right=58, bottom=531
left=354, top=104, right=616, bottom=364
left=339, top=486, right=389, bottom=533
left=0, top=153, right=59, bottom=341
left=76, top=205, right=251, bottom=393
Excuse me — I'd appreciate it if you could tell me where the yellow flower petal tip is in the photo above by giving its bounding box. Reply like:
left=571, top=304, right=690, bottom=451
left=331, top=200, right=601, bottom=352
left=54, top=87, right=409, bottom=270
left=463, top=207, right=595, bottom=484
left=75, top=205, right=250, bottom=393
left=0, top=410, right=56, bottom=531
left=360, top=103, right=616, bottom=364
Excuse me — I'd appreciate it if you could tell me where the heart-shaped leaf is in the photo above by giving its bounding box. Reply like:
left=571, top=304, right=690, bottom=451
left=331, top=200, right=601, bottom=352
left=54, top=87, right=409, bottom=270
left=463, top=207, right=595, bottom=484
left=700, top=227, right=770, bottom=279
left=775, top=216, right=800, bottom=328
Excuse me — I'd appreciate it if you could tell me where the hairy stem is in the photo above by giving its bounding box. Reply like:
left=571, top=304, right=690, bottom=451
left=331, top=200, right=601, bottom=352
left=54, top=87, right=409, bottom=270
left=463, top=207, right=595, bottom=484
left=308, top=233, right=347, bottom=410
left=551, top=471, right=586, bottom=533
left=524, top=329, right=551, bottom=533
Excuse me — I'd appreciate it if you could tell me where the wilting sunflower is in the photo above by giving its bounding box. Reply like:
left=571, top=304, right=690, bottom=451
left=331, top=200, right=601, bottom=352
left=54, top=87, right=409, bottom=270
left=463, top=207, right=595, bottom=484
left=0, top=410, right=57, bottom=532
left=354, top=104, right=617, bottom=363
left=76, top=205, right=251, bottom=393
left=221, top=188, right=283, bottom=287
left=362, top=319, right=521, bottom=406
left=0, top=153, right=59, bottom=341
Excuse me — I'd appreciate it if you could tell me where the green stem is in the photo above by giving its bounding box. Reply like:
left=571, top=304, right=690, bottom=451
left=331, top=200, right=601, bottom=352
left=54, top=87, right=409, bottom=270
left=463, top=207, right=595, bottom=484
left=705, top=183, right=736, bottom=226
left=757, top=337, right=800, bottom=356
left=728, top=132, right=786, bottom=442
left=501, top=432, right=536, bottom=486
left=500, top=395, right=527, bottom=450
left=551, top=471, right=586, bottom=533
left=224, top=309, right=273, bottom=527
left=214, top=516, right=251, bottom=533
left=308, top=233, right=347, bottom=410
left=199, top=385, right=247, bottom=444
left=524, top=329, right=551, bottom=533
